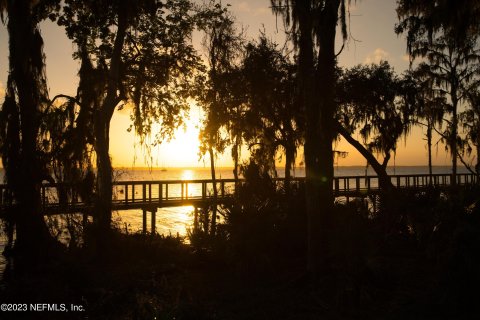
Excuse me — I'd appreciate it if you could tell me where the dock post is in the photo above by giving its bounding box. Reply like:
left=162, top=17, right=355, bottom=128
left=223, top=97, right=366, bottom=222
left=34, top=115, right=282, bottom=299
left=142, top=209, right=147, bottom=234
left=151, top=209, right=157, bottom=235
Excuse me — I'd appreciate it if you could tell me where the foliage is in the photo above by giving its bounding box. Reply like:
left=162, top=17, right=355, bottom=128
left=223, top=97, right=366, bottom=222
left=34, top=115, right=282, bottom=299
left=270, top=0, right=354, bottom=272
left=58, top=0, right=201, bottom=149
left=406, top=65, right=446, bottom=173
left=396, top=0, right=480, bottom=51
left=221, top=161, right=307, bottom=271
left=39, top=96, right=95, bottom=193
left=396, top=1, right=480, bottom=178
left=271, top=0, right=351, bottom=49
left=0, top=0, right=63, bottom=253
left=240, top=36, right=301, bottom=178
left=196, top=0, right=244, bottom=161
left=460, top=89, right=480, bottom=172
left=54, top=0, right=203, bottom=232
left=337, top=61, right=415, bottom=168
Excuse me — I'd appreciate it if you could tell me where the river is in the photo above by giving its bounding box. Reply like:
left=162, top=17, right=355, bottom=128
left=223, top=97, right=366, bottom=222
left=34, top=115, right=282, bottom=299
left=0, top=165, right=470, bottom=275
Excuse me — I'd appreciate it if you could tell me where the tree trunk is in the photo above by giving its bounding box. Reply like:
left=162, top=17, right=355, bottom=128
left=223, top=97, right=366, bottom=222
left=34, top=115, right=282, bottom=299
left=296, top=3, right=318, bottom=274
left=91, top=6, right=127, bottom=235
left=451, top=96, right=458, bottom=186
left=476, top=138, right=480, bottom=175
left=1, top=0, right=53, bottom=254
left=232, top=137, right=240, bottom=182
left=208, top=147, right=218, bottom=236
left=337, top=122, right=399, bottom=233
left=427, top=121, right=433, bottom=183
left=284, top=142, right=295, bottom=196
left=93, top=113, right=113, bottom=232
left=300, top=0, right=340, bottom=274
left=336, top=122, right=395, bottom=190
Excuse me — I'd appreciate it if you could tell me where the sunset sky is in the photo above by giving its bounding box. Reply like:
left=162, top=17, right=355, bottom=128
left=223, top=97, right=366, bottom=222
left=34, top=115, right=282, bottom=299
left=0, top=0, right=459, bottom=168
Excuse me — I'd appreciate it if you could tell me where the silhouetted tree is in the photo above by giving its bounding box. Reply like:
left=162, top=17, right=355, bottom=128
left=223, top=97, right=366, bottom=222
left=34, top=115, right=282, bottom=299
left=39, top=93, right=95, bottom=205
left=407, top=66, right=446, bottom=178
left=397, top=2, right=480, bottom=184
left=58, top=0, right=201, bottom=235
left=396, top=0, right=480, bottom=48
left=240, top=36, right=301, bottom=192
left=0, top=0, right=60, bottom=254
left=336, top=62, right=416, bottom=190
left=271, top=0, right=352, bottom=273
left=196, top=1, right=243, bottom=236
left=460, top=89, right=480, bottom=174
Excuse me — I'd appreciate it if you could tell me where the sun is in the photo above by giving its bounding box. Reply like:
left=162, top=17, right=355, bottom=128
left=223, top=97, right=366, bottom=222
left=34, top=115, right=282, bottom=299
left=159, top=123, right=201, bottom=167
left=110, top=106, right=205, bottom=168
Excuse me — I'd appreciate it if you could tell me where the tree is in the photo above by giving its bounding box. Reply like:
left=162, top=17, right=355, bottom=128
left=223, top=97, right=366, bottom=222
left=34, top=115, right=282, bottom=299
left=336, top=61, right=416, bottom=190
left=58, top=0, right=201, bottom=235
left=196, top=1, right=243, bottom=236
left=39, top=93, right=95, bottom=206
left=460, top=89, right=480, bottom=174
left=407, top=66, right=446, bottom=178
left=271, top=0, right=351, bottom=272
left=396, top=0, right=480, bottom=48
left=240, top=36, right=302, bottom=192
left=397, top=1, right=480, bottom=185
left=0, top=0, right=61, bottom=254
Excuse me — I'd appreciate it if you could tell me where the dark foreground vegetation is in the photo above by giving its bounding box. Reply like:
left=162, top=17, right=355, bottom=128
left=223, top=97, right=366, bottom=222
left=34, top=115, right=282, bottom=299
left=2, top=169, right=480, bottom=320
left=2, top=0, right=480, bottom=318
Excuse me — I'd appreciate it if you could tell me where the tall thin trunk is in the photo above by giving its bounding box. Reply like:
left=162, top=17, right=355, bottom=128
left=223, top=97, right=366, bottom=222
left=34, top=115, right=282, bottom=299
left=427, top=121, right=433, bottom=183
left=451, top=92, right=458, bottom=186
left=209, top=147, right=218, bottom=236
left=450, top=77, right=458, bottom=186
left=93, top=114, right=113, bottom=231
left=232, top=137, right=240, bottom=182
left=284, top=142, right=295, bottom=196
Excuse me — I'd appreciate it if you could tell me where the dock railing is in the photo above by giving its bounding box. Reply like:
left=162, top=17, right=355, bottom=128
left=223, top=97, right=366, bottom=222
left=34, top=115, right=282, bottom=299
left=0, top=173, right=478, bottom=213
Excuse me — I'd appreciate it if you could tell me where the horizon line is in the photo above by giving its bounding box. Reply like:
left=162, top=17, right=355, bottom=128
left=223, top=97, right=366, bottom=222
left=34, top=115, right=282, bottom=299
left=112, top=164, right=457, bottom=170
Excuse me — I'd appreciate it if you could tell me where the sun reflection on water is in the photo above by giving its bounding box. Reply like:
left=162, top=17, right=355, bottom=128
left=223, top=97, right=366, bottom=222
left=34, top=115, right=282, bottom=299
left=181, top=169, right=194, bottom=180
left=115, top=205, right=194, bottom=239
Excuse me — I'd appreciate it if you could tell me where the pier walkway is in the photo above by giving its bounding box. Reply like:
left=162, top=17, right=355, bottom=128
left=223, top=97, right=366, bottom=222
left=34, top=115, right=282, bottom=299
left=0, top=173, right=477, bottom=233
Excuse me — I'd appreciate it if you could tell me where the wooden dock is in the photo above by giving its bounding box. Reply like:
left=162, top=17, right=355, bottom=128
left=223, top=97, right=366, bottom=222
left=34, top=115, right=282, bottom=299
left=0, top=173, right=477, bottom=233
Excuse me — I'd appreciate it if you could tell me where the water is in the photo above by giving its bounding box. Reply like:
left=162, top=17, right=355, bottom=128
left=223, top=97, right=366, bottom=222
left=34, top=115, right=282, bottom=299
left=0, top=166, right=470, bottom=274
left=112, top=165, right=469, bottom=237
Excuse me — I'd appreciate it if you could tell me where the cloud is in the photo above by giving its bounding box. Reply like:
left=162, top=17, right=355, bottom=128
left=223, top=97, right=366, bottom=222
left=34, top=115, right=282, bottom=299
left=364, top=48, right=390, bottom=64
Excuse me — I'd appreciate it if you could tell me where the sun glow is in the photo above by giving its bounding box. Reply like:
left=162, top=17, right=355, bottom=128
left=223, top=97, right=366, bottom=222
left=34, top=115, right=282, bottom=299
left=157, top=123, right=201, bottom=167
left=181, top=169, right=194, bottom=180
left=110, top=106, right=205, bottom=168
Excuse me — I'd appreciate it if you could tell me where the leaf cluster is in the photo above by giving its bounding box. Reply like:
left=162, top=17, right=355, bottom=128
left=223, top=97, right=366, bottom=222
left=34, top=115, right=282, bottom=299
left=270, top=0, right=353, bottom=49
left=58, top=0, right=202, bottom=150
left=396, top=0, right=480, bottom=52
left=337, top=61, right=414, bottom=158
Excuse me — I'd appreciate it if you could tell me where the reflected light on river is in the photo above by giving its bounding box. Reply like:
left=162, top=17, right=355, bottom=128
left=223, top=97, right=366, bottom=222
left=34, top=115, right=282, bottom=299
left=181, top=169, right=194, bottom=180
left=114, top=205, right=194, bottom=239
left=113, top=169, right=202, bottom=240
